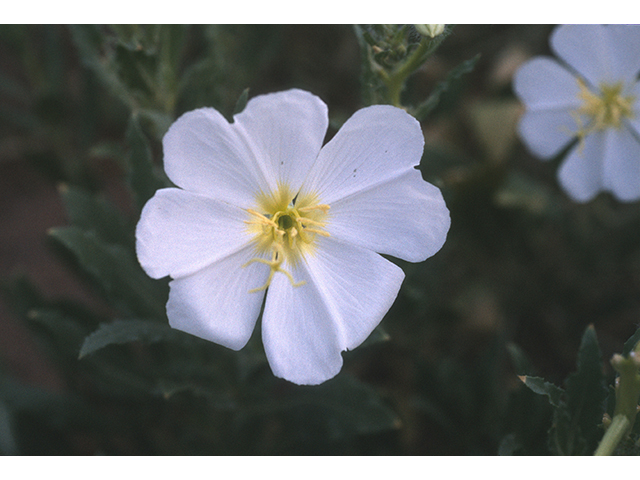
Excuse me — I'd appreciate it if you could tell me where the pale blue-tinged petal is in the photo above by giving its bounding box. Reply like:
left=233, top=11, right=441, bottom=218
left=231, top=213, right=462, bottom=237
left=603, top=126, right=640, bottom=201
left=233, top=89, right=329, bottom=195
left=300, top=105, right=424, bottom=205
left=601, top=25, right=640, bottom=84
left=557, top=131, right=605, bottom=202
left=327, top=169, right=449, bottom=262
left=136, top=188, right=251, bottom=280
left=166, top=244, right=270, bottom=351
left=262, top=236, right=404, bottom=385
left=624, top=81, right=640, bottom=138
left=162, top=90, right=328, bottom=208
left=162, top=108, right=268, bottom=208
left=551, top=24, right=640, bottom=88
left=513, top=57, right=582, bottom=111
left=518, top=109, right=577, bottom=159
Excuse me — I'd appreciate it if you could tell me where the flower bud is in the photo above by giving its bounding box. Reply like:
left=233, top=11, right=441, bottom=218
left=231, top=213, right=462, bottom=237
left=415, top=24, right=445, bottom=38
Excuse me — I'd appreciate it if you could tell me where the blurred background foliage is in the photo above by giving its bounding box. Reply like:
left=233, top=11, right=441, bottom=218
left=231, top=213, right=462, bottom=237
left=0, top=24, right=639, bottom=455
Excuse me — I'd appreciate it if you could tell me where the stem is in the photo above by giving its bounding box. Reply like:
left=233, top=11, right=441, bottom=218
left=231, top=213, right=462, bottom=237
left=594, top=414, right=631, bottom=456
left=594, top=350, right=640, bottom=455
left=382, top=34, right=447, bottom=107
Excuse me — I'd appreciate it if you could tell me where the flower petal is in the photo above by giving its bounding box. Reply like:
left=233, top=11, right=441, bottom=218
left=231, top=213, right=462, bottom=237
left=166, top=244, right=270, bottom=351
left=300, top=105, right=424, bottom=205
left=603, top=126, right=640, bottom=201
left=551, top=24, right=640, bottom=87
left=234, top=89, right=329, bottom=194
left=327, top=169, right=450, bottom=262
left=262, top=237, right=404, bottom=385
left=136, top=188, right=251, bottom=280
left=513, top=57, right=582, bottom=111
left=557, top=132, right=605, bottom=202
left=518, top=109, right=576, bottom=159
left=625, top=81, right=640, bottom=139
left=162, top=90, right=328, bottom=207
left=162, top=107, right=267, bottom=207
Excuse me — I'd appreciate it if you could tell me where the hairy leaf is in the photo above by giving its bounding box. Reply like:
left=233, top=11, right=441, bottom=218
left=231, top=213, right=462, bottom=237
left=622, top=327, right=640, bottom=357
left=126, top=115, right=168, bottom=212
left=519, top=376, right=564, bottom=408
left=48, top=226, right=167, bottom=319
left=413, top=54, right=480, bottom=120
left=79, top=319, right=175, bottom=358
left=549, top=325, right=606, bottom=455
left=58, top=184, right=133, bottom=247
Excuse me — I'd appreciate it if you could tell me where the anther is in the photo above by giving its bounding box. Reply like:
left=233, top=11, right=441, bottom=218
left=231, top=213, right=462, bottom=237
left=244, top=190, right=330, bottom=293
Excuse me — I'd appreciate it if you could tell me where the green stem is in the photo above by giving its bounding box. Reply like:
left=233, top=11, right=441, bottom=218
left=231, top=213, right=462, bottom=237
left=382, top=36, right=441, bottom=107
left=594, top=414, right=631, bottom=456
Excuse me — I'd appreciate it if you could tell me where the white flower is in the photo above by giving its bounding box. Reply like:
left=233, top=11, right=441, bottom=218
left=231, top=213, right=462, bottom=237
left=135, top=89, right=450, bottom=385
left=514, top=24, right=640, bottom=202
left=415, top=24, right=446, bottom=38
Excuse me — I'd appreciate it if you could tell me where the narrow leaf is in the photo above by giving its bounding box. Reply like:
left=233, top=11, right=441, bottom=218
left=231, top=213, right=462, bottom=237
left=550, top=325, right=606, bottom=455
left=48, top=226, right=167, bottom=319
left=79, top=319, right=175, bottom=358
left=69, top=25, right=136, bottom=110
left=251, top=374, right=400, bottom=439
left=26, top=308, right=93, bottom=361
left=519, top=375, right=564, bottom=408
left=232, top=88, right=250, bottom=117
left=126, top=115, right=168, bottom=211
left=58, top=184, right=133, bottom=247
left=413, top=54, right=480, bottom=120
left=622, top=327, right=640, bottom=357
left=301, top=374, right=401, bottom=436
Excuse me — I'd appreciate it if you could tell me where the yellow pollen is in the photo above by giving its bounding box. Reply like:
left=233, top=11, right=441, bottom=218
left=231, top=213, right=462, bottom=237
left=571, top=79, right=635, bottom=149
left=243, top=184, right=330, bottom=293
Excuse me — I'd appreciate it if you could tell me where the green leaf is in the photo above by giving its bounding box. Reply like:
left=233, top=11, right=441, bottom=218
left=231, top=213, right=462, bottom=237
left=622, top=327, right=640, bottom=357
left=519, top=376, right=565, bottom=408
left=497, top=433, right=520, bottom=456
left=69, top=25, right=135, bottom=110
left=232, top=87, right=250, bottom=117
left=413, top=54, right=480, bottom=121
left=0, top=375, right=98, bottom=454
left=296, top=374, right=400, bottom=436
left=506, top=342, right=534, bottom=376
left=58, top=184, right=133, bottom=247
left=158, top=24, right=188, bottom=76
left=352, top=25, right=387, bottom=106
left=236, top=374, right=400, bottom=453
left=109, top=24, right=160, bottom=53
left=0, top=399, right=18, bottom=455
left=79, top=319, right=176, bottom=358
left=26, top=308, right=93, bottom=361
left=360, top=324, right=391, bottom=348
left=1, top=276, right=101, bottom=360
left=550, top=325, right=606, bottom=455
left=48, top=226, right=167, bottom=319
left=126, top=115, right=168, bottom=211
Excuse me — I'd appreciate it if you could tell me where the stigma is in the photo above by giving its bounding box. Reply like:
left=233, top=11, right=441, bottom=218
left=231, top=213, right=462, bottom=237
left=243, top=184, right=330, bottom=293
left=573, top=79, right=635, bottom=136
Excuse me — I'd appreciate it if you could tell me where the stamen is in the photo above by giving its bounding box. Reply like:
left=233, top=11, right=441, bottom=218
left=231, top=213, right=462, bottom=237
left=243, top=248, right=306, bottom=293
left=245, top=208, right=277, bottom=227
left=244, top=188, right=330, bottom=293
left=296, top=217, right=326, bottom=227
left=569, top=79, right=635, bottom=154
left=302, top=227, right=331, bottom=237
left=298, top=204, right=330, bottom=213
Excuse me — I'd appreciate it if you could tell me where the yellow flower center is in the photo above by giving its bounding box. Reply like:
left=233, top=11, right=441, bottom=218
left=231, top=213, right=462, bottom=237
left=573, top=79, right=635, bottom=137
left=243, top=184, right=330, bottom=293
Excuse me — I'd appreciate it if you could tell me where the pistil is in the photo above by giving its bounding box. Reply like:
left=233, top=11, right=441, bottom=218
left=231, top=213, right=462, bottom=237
left=574, top=79, right=635, bottom=136
left=243, top=187, right=330, bottom=292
